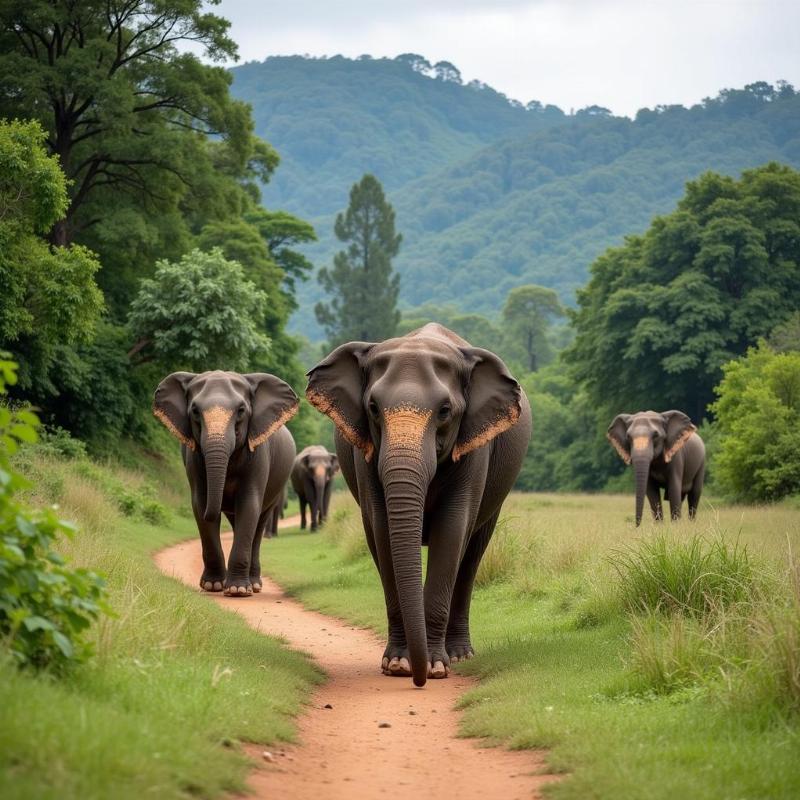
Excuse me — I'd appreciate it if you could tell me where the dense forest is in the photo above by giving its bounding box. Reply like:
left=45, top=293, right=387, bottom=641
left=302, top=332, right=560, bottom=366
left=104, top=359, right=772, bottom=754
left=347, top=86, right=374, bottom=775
left=229, top=58, right=800, bottom=336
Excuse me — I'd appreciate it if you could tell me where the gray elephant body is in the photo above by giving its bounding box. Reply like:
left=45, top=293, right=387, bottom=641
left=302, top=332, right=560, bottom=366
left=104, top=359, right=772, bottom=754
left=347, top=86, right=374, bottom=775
left=154, top=371, right=298, bottom=595
left=607, top=410, right=706, bottom=526
left=307, top=324, right=531, bottom=686
left=291, top=445, right=339, bottom=531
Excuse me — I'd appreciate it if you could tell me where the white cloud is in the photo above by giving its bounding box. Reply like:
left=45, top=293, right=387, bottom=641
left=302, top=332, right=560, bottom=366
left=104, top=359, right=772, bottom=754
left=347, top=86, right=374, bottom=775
left=217, top=0, right=800, bottom=116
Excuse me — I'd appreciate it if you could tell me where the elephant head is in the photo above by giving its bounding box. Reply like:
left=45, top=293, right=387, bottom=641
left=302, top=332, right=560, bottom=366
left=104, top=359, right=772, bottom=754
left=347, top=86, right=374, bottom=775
left=154, top=371, right=298, bottom=522
left=607, top=410, right=696, bottom=526
left=306, top=335, right=522, bottom=685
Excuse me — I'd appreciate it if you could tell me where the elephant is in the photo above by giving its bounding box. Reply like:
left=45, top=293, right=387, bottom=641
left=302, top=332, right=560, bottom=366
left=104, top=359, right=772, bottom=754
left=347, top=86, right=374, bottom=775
left=607, top=410, right=706, bottom=526
left=306, top=323, right=531, bottom=686
left=291, top=445, right=339, bottom=531
left=153, top=370, right=298, bottom=595
left=264, top=482, right=287, bottom=539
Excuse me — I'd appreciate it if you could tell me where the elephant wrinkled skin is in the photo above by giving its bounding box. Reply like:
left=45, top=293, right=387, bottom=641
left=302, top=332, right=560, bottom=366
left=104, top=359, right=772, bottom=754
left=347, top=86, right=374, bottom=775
left=306, top=323, right=531, bottom=686
left=154, top=371, right=297, bottom=595
left=291, top=445, right=339, bottom=531
left=607, top=410, right=706, bottom=526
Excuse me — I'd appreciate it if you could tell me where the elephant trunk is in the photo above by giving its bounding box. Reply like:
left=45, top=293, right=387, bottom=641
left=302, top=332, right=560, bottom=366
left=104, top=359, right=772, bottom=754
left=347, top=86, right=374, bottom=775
left=383, top=456, right=429, bottom=688
left=203, top=442, right=231, bottom=522
left=632, top=450, right=652, bottom=527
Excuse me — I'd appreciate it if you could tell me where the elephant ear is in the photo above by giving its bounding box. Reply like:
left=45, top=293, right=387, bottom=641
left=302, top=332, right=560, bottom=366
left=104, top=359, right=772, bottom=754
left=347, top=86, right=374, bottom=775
left=330, top=454, right=340, bottom=474
left=662, top=410, right=696, bottom=463
left=452, top=348, right=523, bottom=462
left=153, top=372, right=197, bottom=450
left=607, top=414, right=633, bottom=464
left=244, top=373, right=300, bottom=451
left=306, top=342, right=375, bottom=461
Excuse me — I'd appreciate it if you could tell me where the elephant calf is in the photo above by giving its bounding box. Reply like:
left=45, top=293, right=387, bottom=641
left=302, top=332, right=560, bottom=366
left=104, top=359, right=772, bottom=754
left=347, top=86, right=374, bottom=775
left=607, top=410, right=705, bottom=526
left=291, top=445, right=339, bottom=531
left=307, top=323, right=531, bottom=686
left=154, top=371, right=298, bottom=595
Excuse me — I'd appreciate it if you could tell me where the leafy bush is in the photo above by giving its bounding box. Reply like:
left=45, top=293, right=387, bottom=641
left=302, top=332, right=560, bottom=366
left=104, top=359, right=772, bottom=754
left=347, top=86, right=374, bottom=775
left=710, top=343, right=800, bottom=502
left=0, top=358, right=107, bottom=672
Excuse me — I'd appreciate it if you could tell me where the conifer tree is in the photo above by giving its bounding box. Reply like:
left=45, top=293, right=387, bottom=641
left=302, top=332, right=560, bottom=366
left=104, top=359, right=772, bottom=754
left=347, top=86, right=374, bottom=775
left=316, top=175, right=401, bottom=346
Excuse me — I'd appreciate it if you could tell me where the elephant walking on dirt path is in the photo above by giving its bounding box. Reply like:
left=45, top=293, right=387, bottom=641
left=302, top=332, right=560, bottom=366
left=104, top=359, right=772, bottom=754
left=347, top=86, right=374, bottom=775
left=154, top=371, right=298, bottom=595
left=306, top=323, right=531, bottom=687
left=291, top=445, right=339, bottom=531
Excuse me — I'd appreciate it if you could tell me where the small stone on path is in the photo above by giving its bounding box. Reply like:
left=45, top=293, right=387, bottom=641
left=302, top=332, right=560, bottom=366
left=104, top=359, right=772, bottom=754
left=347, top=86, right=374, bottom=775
left=261, top=751, right=275, bottom=763
left=378, top=721, right=391, bottom=728
left=324, top=703, right=333, bottom=709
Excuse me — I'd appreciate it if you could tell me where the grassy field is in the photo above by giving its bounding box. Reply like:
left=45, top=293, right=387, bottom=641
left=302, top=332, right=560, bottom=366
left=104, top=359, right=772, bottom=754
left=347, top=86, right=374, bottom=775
left=0, top=446, right=321, bottom=800
left=264, top=491, right=800, bottom=800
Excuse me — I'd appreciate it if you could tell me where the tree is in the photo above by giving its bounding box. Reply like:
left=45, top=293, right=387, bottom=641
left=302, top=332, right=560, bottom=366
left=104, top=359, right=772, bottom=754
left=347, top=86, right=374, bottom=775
left=0, top=0, right=266, bottom=247
left=0, top=119, right=103, bottom=390
left=127, top=248, right=269, bottom=371
left=566, top=163, right=800, bottom=421
left=501, top=285, right=565, bottom=372
left=710, top=343, right=800, bottom=502
left=316, top=174, right=402, bottom=346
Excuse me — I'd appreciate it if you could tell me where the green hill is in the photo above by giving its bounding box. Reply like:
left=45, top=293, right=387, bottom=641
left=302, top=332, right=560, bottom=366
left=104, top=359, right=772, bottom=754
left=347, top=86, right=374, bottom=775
left=231, top=59, right=800, bottom=338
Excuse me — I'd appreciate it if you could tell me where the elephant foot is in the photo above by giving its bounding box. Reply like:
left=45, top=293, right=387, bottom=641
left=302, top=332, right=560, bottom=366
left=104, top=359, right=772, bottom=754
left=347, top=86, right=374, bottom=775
left=223, top=578, right=253, bottom=597
left=446, top=642, right=475, bottom=663
left=381, top=643, right=412, bottom=676
left=249, top=574, right=263, bottom=593
left=427, top=647, right=451, bottom=679
left=199, top=572, right=225, bottom=592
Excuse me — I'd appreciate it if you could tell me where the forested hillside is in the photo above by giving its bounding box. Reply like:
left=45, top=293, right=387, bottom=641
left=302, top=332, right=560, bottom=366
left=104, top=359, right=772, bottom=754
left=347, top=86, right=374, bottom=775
left=230, top=54, right=566, bottom=219
left=231, top=59, right=800, bottom=335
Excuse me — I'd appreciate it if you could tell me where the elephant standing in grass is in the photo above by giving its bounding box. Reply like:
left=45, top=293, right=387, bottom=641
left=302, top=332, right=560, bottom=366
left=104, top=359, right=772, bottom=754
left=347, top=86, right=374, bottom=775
left=607, top=410, right=705, bottom=526
left=154, top=371, right=298, bottom=595
left=306, top=323, right=531, bottom=687
left=291, top=445, right=339, bottom=531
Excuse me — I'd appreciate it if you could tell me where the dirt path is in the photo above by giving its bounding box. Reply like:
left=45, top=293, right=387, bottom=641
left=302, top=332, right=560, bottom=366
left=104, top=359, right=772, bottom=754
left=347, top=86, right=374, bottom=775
left=155, top=522, right=555, bottom=800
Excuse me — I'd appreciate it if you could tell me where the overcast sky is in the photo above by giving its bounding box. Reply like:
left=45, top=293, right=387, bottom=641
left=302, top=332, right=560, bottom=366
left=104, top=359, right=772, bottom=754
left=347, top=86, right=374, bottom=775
left=215, top=0, right=800, bottom=116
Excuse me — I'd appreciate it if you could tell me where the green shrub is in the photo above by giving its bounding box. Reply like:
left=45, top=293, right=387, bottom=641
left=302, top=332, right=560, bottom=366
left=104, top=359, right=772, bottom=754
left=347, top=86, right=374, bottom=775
left=0, top=358, right=107, bottom=672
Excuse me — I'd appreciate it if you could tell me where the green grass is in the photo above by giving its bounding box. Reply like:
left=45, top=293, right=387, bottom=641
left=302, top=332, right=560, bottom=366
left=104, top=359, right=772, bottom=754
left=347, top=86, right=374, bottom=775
left=264, top=491, right=800, bottom=800
left=0, top=449, right=321, bottom=800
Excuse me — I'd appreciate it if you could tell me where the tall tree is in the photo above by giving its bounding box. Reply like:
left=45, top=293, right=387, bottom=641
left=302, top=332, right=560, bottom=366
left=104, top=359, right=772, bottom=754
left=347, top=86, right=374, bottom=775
left=316, top=174, right=401, bottom=346
left=501, top=285, right=565, bottom=372
left=0, top=0, right=265, bottom=248
left=565, top=163, right=800, bottom=421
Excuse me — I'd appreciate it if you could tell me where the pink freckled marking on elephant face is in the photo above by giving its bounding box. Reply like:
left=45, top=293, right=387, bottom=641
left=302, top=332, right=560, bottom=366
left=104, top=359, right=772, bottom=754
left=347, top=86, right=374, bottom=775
left=383, top=405, right=432, bottom=455
left=632, top=436, right=650, bottom=451
left=313, top=465, right=326, bottom=478
left=203, top=406, right=233, bottom=439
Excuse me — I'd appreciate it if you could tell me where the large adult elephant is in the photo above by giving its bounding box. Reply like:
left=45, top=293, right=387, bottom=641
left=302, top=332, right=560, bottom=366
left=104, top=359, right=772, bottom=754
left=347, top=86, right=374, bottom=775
left=607, top=410, right=705, bottom=526
left=291, top=445, right=339, bottom=531
left=154, top=371, right=298, bottom=595
left=306, top=323, right=531, bottom=687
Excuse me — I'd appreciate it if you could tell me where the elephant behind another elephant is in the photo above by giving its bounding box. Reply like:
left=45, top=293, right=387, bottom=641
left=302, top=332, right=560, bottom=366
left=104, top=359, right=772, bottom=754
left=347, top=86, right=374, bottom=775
left=291, top=445, right=339, bottom=531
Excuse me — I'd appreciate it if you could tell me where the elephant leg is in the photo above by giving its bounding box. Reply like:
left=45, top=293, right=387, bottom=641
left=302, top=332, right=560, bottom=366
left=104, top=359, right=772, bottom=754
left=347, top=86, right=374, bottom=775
left=193, top=502, right=225, bottom=592
left=646, top=480, right=663, bottom=521
left=668, top=473, right=683, bottom=520
left=424, top=512, right=476, bottom=679
left=225, top=495, right=261, bottom=596
left=299, top=497, right=307, bottom=529
left=688, top=483, right=702, bottom=520
left=248, top=510, right=270, bottom=592
left=322, top=482, right=333, bottom=522
left=445, top=511, right=498, bottom=665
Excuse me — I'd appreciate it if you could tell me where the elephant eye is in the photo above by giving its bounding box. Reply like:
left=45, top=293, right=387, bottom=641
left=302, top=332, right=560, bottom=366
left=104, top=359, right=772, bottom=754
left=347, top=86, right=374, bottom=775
left=190, top=405, right=200, bottom=419
left=237, top=404, right=246, bottom=419
left=438, top=403, right=451, bottom=420
left=368, top=399, right=380, bottom=418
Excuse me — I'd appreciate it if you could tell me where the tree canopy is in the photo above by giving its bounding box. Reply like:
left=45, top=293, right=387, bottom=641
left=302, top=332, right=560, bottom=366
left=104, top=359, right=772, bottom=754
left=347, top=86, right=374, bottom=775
left=565, top=162, right=800, bottom=421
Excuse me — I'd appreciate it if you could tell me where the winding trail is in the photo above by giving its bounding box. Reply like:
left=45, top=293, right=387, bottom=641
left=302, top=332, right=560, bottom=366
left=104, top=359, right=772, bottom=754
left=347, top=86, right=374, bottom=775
left=155, top=519, right=556, bottom=800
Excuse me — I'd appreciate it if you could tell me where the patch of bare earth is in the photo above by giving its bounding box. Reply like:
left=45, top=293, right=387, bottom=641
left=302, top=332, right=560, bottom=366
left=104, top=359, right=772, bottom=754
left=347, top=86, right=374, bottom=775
left=155, top=522, right=557, bottom=800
